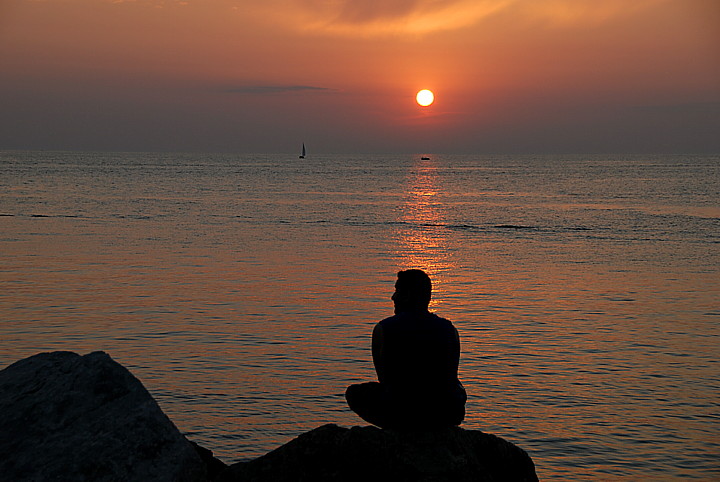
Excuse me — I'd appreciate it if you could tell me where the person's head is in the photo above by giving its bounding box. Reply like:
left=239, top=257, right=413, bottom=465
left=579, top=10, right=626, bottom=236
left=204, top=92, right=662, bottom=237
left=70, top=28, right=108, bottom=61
left=392, top=269, right=432, bottom=313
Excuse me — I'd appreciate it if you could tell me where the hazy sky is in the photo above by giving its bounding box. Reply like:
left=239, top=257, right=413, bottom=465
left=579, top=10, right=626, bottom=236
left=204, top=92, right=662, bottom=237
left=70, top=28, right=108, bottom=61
left=1, top=0, right=718, bottom=153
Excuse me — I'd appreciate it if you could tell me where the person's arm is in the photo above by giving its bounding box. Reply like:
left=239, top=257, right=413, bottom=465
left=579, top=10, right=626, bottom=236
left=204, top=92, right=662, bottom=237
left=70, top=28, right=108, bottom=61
left=372, top=323, right=386, bottom=383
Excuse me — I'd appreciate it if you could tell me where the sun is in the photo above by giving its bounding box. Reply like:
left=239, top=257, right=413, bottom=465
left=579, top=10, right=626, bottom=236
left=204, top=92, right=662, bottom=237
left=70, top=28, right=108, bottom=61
left=416, top=89, right=434, bottom=107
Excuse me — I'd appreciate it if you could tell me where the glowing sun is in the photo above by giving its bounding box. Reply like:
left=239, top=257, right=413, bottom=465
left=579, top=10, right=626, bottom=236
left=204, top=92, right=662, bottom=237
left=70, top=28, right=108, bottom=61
left=416, top=89, right=434, bottom=107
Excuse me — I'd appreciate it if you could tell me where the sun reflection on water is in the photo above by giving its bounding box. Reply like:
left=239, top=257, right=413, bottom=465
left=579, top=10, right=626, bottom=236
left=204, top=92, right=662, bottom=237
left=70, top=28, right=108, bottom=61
left=394, top=156, right=458, bottom=309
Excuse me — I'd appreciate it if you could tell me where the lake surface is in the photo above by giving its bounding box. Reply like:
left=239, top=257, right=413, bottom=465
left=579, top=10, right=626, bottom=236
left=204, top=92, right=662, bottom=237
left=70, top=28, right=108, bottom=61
left=1, top=151, right=718, bottom=479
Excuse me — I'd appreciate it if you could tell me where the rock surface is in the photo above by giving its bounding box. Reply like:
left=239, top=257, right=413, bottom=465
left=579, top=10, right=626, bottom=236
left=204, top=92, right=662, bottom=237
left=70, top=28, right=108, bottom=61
left=219, top=423, right=538, bottom=482
left=0, top=351, right=212, bottom=481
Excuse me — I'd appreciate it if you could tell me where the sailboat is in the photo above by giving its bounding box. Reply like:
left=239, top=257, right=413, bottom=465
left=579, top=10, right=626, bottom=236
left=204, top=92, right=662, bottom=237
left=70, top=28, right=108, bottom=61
left=299, top=142, right=306, bottom=159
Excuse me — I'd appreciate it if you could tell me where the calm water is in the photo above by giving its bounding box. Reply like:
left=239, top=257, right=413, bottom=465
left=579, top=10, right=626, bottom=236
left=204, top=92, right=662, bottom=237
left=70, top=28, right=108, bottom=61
left=1, top=151, right=718, bottom=479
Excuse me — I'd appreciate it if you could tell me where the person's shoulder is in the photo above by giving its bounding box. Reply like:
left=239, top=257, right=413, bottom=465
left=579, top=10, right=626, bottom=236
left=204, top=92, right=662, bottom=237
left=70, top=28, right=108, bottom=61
left=428, top=312, right=456, bottom=329
left=428, top=312, right=451, bottom=322
left=379, top=314, right=401, bottom=326
left=379, top=312, right=420, bottom=331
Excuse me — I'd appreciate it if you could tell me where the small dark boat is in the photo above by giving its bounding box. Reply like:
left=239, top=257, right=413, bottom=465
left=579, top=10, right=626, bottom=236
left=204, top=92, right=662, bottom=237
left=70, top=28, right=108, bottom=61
left=299, top=142, right=306, bottom=159
left=421, top=156, right=430, bottom=160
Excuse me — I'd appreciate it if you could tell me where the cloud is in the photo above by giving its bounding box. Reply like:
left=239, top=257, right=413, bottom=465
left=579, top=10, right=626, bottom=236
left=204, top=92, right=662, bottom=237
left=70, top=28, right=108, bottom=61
left=222, top=84, right=337, bottom=95
left=247, top=0, right=666, bottom=37
left=228, top=0, right=508, bottom=37
left=287, top=0, right=514, bottom=36
left=102, top=0, right=668, bottom=37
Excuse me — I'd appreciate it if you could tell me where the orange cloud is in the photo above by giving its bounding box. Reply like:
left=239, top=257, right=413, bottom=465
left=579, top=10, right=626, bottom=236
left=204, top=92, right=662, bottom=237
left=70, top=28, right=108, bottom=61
left=93, top=0, right=671, bottom=37
left=252, top=0, right=513, bottom=36
left=246, top=0, right=669, bottom=37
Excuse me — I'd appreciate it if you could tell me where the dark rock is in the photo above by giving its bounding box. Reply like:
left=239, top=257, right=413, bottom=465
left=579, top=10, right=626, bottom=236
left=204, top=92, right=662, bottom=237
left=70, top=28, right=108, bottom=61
left=218, top=423, right=538, bottom=482
left=0, top=351, right=211, bottom=481
left=190, top=440, right=228, bottom=480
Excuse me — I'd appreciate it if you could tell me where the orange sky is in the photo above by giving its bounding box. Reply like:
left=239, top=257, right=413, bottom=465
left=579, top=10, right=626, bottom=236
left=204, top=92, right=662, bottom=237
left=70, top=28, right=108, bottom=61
left=1, top=0, right=718, bottom=153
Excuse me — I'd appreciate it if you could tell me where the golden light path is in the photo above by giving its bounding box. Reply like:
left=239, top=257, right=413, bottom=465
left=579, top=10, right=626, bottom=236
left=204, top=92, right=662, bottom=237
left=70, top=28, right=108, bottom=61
left=394, top=157, right=454, bottom=309
left=416, top=89, right=434, bottom=107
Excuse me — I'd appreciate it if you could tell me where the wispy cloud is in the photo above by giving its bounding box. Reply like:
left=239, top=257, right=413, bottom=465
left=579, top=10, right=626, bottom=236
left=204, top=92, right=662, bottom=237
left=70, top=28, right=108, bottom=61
left=268, top=0, right=514, bottom=36
left=247, top=0, right=665, bottom=37
left=222, top=84, right=337, bottom=95
left=103, top=0, right=666, bottom=36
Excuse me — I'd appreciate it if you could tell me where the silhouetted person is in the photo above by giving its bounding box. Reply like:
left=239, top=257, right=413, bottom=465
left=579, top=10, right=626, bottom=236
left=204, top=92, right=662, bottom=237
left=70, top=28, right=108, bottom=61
left=345, top=269, right=466, bottom=430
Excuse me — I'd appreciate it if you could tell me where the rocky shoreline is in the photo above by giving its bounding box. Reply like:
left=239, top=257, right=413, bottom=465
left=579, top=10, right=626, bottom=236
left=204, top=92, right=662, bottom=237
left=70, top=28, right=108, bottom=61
left=0, top=351, right=538, bottom=481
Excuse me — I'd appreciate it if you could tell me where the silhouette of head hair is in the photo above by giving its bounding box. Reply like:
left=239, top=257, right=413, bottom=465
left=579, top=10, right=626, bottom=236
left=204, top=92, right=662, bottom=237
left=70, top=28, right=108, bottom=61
left=395, top=269, right=432, bottom=308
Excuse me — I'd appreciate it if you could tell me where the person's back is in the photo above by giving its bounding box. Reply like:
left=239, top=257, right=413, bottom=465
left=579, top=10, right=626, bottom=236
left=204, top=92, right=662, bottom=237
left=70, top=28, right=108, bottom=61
left=346, top=269, right=466, bottom=429
left=375, top=310, right=460, bottom=397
